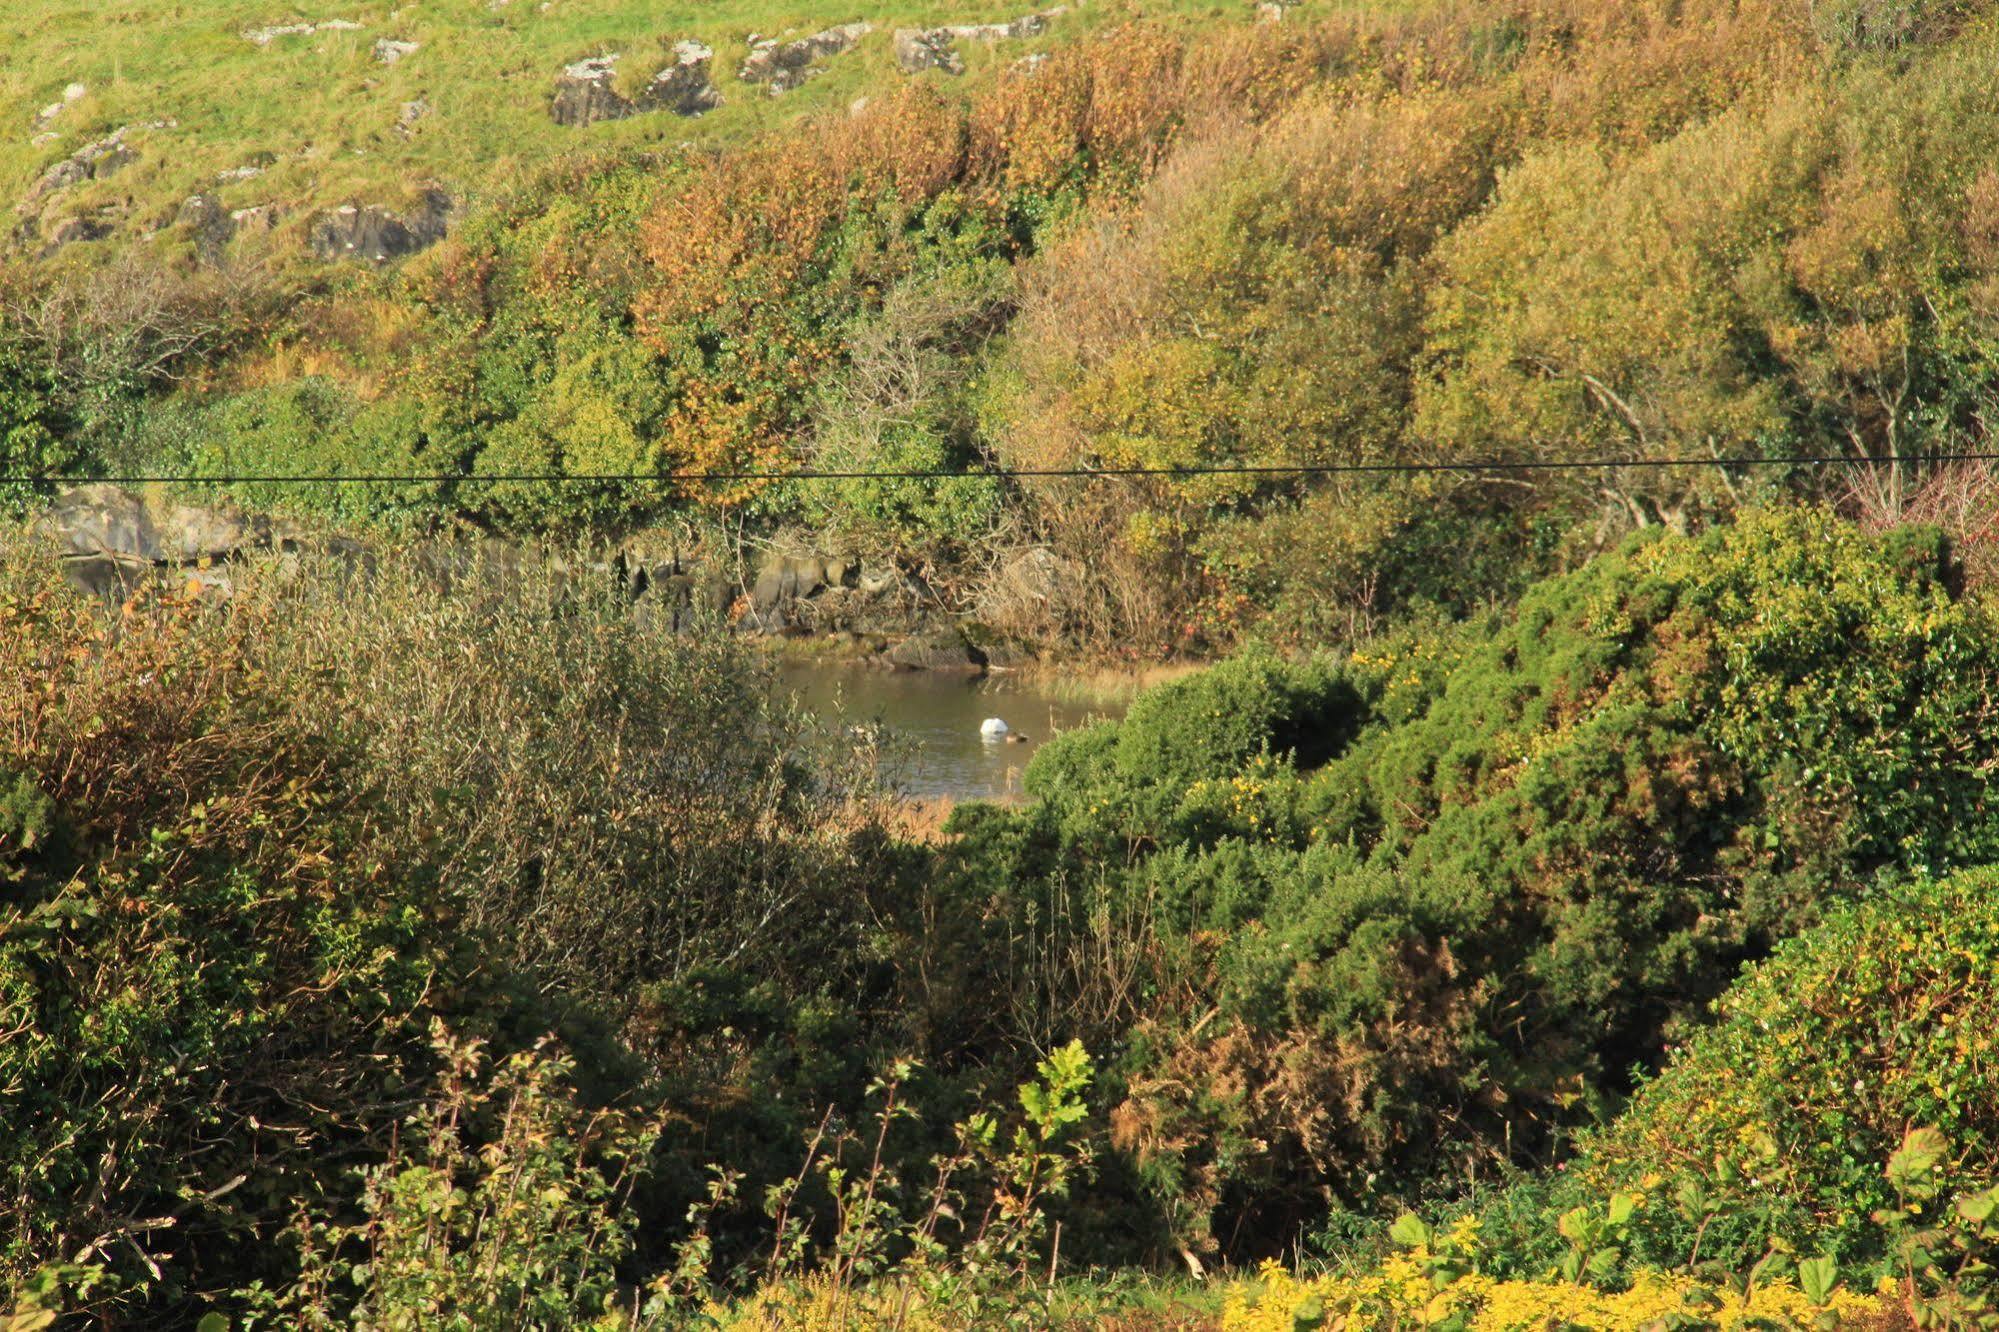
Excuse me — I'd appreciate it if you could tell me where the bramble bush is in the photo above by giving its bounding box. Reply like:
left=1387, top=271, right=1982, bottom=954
left=0, top=562, right=478, bottom=1317
left=0, top=531, right=909, bottom=1322
left=238, top=1026, right=667, bottom=1331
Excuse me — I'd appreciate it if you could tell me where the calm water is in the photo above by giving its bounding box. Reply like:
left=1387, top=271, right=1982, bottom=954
left=778, top=664, right=1128, bottom=801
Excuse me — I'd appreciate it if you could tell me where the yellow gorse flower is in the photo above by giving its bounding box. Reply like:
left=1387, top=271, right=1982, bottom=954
left=1221, top=1257, right=1887, bottom=1332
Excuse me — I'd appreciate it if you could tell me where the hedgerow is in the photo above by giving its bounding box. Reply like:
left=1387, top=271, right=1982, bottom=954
left=0, top=568, right=470, bottom=1312
left=0, top=533, right=911, bottom=1321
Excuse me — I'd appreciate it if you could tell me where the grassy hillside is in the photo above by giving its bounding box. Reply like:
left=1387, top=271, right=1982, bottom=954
left=1, top=0, right=1222, bottom=255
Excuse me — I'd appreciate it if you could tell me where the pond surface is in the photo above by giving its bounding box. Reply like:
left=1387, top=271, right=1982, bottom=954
left=778, top=663, right=1129, bottom=801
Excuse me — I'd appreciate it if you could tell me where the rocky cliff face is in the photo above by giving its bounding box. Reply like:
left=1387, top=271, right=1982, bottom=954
left=739, top=23, right=873, bottom=92
left=307, top=188, right=452, bottom=265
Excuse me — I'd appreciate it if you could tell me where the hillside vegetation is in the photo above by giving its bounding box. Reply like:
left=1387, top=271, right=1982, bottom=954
left=11, top=0, right=1999, bottom=1327
left=9, top=508, right=1999, bottom=1327
left=11, top=0, right=1999, bottom=656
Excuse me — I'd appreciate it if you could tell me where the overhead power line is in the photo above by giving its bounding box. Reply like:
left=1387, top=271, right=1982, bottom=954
left=7, top=451, right=1999, bottom=488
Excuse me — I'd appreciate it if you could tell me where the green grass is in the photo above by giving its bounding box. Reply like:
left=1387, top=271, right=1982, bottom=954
left=0, top=0, right=1232, bottom=256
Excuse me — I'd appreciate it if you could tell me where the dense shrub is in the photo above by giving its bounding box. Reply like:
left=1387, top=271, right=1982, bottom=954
left=787, top=266, right=1011, bottom=555
left=1562, top=868, right=1999, bottom=1270
left=1227, top=872, right=1999, bottom=1327
left=241, top=1027, right=666, bottom=1330
left=0, top=534, right=909, bottom=1319
left=0, top=564, right=481, bottom=1314
left=235, top=547, right=903, bottom=1052
left=30, top=0, right=1999, bottom=656
left=933, top=508, right=1999, bottom=1255
left=1808, top=0, right=1973, bottom=50
left=1220, top=1244, right=1888, bottom=1330
left=0, top=341, right=72, bottom=514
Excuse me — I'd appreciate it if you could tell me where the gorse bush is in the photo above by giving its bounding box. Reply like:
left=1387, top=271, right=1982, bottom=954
left=1223, top=1118, right=1999, bottom=1330
left=1219, top=1242, right=1889, bottom=1331
left=934, top=508, right=1999, bottom=1256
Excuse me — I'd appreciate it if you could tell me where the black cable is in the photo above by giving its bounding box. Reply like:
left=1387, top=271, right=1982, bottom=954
left=7, top=451, right=1998, bottom=487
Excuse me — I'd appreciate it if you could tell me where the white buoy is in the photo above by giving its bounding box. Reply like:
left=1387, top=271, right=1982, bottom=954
left=980, top=717, right=1010, bottom=739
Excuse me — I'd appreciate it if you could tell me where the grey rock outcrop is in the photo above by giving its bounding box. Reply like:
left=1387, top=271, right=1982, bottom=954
left=39, top=487, right=987, bottom=664
left=753, top=551, right=836, bottom=612
left=308, top=187, right=450, bottom=265
left=28, top=127, right=136, bottom=204
left=374, top=37, right=420, bottom=63
left=626, top=547, right=736, bottom=633
left=550, top=56, right=624, bottom=125
left=38, top=214, right=113, bottom=256
left=44, top=485, right=272, bottom=586
left=643, top=44, right=726, bottom=115
left=727, top=545, right=972, bottom=649
left=230, top=203, right=287, bottom=240
left=740, top=23, right=872, bottom=93
left=32, top=82, right=87, bottom=132
left=216, top=152, right=276, bottom=183
left=42, top=485, right=372, bottom=600
left=892, top=9, right=1062, bottom=74
left=551, top=44, right=721, bottom=126
left=887, top=625, right=985, bottom=670
left=892, top=30, right=960, bottom=75
left=242, top=19, right=363, bottom=46
left=177, top=193, right=234, bottom=262
left=975, top=547, right=1079, bottom=619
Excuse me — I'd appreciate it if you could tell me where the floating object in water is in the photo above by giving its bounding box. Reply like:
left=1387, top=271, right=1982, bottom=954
left=980, top=717, right=1010, bottom=739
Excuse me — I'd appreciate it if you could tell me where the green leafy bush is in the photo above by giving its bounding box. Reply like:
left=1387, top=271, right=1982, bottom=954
left=242, top=1027, right=666, bottom=1331
left=1563, top=868, right=1999, bottom=1271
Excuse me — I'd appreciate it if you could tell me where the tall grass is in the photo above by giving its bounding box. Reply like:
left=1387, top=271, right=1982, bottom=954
left=14, top=530, right=903, bottom=1054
